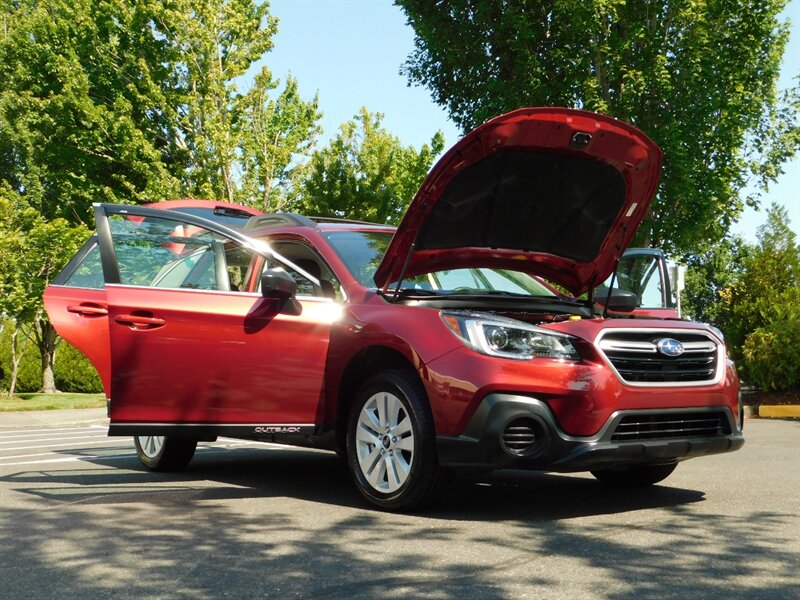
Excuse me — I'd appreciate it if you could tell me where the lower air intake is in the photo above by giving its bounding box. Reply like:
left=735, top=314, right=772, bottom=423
left=611, top=411, right=730, bottom=442
left=502, top=418, right=538, bottom=456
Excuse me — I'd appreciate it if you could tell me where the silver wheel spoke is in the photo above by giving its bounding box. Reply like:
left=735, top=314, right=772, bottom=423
left=376, top=394, right=389, bottom=430
left=356, top=424, right=381, bottom=447
left=393, top=452, right=411, bottom=478
left=387, top=395, right=402, bottom=429
left=385, top=455, right=401, bottom=490
left=395, top=436, right=414, bottom=452
left=367, top=455, right=387, bottom=489
left=138, top=435, right=164, bottom=459
left=392, top=418, right=412, bottom=437
left=361, top=407, right=382, bottom=435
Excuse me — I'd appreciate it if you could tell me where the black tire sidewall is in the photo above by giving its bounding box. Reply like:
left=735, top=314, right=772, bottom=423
left=346, top=371, right=436, bottom=509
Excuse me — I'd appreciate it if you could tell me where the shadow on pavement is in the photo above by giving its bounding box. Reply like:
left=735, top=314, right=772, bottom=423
left=1, top=446, right=797, bottom=599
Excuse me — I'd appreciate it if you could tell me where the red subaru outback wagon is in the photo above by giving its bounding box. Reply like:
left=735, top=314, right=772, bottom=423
left=45, top=108, right=744, bottom=510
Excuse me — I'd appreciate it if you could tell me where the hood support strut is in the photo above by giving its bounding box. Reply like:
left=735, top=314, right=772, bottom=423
left=385, top=241, right=416, bottom=302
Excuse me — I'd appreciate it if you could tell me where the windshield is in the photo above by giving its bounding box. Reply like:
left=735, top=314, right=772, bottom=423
left=323, top=231, right=557, bottom=297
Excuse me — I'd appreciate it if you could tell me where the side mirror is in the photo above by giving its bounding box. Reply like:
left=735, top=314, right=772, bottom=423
left=595, top=287, right=638, bottom=312
left=260, top=269, right=302, bottom=315
left=261, top=269, right=297, bottom=299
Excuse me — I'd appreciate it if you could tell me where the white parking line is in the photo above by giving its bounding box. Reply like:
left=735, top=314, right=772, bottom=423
left=1, top=439, right=132, bottom=452
left=0, top=434, right=110, bottom=445
left=0, top=447, right=233, bottom=467
left=0, top=426, right=107, bottom=435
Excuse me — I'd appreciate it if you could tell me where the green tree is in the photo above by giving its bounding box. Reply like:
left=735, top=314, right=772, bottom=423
left=293, top=108, right=445, bottom=224
left=719, top=204, right=800, bottom=350
left=397, top=0, right=799, bottom=253
left=0, top=188, right=90, bottom=394
left=0, top=0, right=182, bottom=223
left=680, top=236, right=751, bottom=326
left=239, top=72, right=322, bottom=212
left=1, top=0, right=322, bottom=220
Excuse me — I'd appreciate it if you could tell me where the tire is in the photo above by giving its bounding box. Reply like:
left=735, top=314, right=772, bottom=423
left=133, top=435, right=197, bottom=471
left=591, top=463, right=677, bottom=487
left=347, top=370, right=450, bottom=511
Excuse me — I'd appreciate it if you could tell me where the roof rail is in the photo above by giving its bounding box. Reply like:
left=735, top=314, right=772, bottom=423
left=244, top=212, right=317, bottom=231
left=308, top=216, right=383, bottom=226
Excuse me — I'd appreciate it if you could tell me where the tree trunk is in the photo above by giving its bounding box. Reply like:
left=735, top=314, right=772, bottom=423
left=7, top=326, right=28, bottom=400
left=36, top=319, right=59, bottom=394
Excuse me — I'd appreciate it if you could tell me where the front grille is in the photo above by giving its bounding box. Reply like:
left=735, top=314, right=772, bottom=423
left=598, top=330, right=720, bottom=385
left=502, top=418, right=537, bottom=455
left=611, top=411, right=730, bottom=442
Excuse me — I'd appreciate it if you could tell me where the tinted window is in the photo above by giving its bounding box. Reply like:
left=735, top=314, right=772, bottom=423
left=107, top=213, right=254, bottom=292
left=62, top=243, right=105, bottom=289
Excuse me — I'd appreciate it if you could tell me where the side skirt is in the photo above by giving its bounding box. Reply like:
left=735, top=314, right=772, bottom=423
left=109, top=422, right=317, bottom=444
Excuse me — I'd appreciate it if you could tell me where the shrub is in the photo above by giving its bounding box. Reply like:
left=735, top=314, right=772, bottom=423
left=54, top=342, right=103, bottom=393
left=741, top=319, right=800, bottom=393
left=1, top=322, right=102, bottom=394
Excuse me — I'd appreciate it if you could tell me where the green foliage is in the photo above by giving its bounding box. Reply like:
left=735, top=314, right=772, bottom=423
left=398, top=0, right=799, bottom=254
left=239, top=73, right=322, bottom=212
left=1, top=324, right=102, bottom=394
left=719, top=204, right=800, bottom=359
left=293, top=108, right=445, bottom=224
left=0, top=191, right=90, bottom=323
left=680, top=236, right=751, bottom=326
left=0, top=323, right=39, bottom=393
left=53, top=342, right=103, bottom=394
left=0, top=0, right=322, bottom=220
left=0, top=0, right=182, bottom=222
left=741, top=317, right=800, bottom=392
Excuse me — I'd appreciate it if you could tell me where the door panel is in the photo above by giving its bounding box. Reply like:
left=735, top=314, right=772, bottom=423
left=44, top=238, right=111, bottom=397
left=105, top=287, right=338, bottom=424
left=94, top=204, right=335, bottom=427
left=44, top=286, right=111, bottom=397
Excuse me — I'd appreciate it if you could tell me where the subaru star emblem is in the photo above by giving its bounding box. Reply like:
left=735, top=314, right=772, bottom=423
left=657, top=338, right=684, bottom=357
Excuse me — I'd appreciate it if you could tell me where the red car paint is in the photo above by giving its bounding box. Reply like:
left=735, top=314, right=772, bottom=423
left=44, top=108, right=742, bottom=509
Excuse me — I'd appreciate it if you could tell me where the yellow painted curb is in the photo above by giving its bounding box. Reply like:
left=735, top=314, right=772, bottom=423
left=758, top=405, right=800, bottom=419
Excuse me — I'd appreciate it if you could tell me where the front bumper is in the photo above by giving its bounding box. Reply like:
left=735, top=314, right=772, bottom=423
left=436, top=393, right=745, bottom=471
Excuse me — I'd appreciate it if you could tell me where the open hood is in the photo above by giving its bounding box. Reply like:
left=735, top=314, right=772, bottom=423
left=373, top=108, right=662, bottom=295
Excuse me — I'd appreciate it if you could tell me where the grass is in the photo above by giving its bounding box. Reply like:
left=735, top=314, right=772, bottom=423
left=0, top=392, right=105, bottom=412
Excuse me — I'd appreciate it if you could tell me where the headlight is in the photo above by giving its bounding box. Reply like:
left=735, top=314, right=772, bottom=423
left=441, top=311, right=581, bottom=361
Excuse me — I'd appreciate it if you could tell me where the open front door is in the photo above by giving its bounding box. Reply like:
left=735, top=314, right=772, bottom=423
left=93, top=204, right=338, bottom=437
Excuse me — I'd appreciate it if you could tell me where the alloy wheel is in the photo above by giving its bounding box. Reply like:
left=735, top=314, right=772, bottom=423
left=355, top=392, right=415, bottom=493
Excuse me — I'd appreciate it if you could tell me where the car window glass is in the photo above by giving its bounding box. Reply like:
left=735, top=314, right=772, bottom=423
left=268, top=241, right=344, bottom=301
left=604, top=254, right=664, bottom=308
left=322, top=231, right=557, bottom=297
left=63, top=243, right=105, bottom=289
left=107, top=213, right=254, bottom=292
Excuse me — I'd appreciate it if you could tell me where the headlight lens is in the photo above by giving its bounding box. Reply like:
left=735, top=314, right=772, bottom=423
left=441, top=311, right=581, bottom=361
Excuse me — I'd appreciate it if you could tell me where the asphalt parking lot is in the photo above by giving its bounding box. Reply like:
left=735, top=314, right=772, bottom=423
left=1, top=414, right=798, bottom=599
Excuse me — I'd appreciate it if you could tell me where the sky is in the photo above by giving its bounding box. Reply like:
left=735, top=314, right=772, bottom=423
left=261, top=0, right=799, bottom=244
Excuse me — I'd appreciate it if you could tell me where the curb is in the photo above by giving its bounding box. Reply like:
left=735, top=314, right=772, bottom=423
left=757, top=405, right=800, bottom=419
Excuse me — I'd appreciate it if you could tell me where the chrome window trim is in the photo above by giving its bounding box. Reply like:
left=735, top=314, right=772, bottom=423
left=594, top=327, right=725, bottom=388
left=102, top=283, right=337, bottom=303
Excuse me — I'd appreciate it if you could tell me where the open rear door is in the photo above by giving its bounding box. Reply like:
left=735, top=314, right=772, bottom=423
left=44, top=236, right=112, bottom=397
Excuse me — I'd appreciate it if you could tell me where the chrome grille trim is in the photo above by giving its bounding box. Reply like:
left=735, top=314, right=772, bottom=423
left=595, top=328, right=725, bottom=387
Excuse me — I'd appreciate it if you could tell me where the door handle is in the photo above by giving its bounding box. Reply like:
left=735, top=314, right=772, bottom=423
left=66, top=304, right=109, bottom=317
left=114, top=314, right=166, bottom=330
